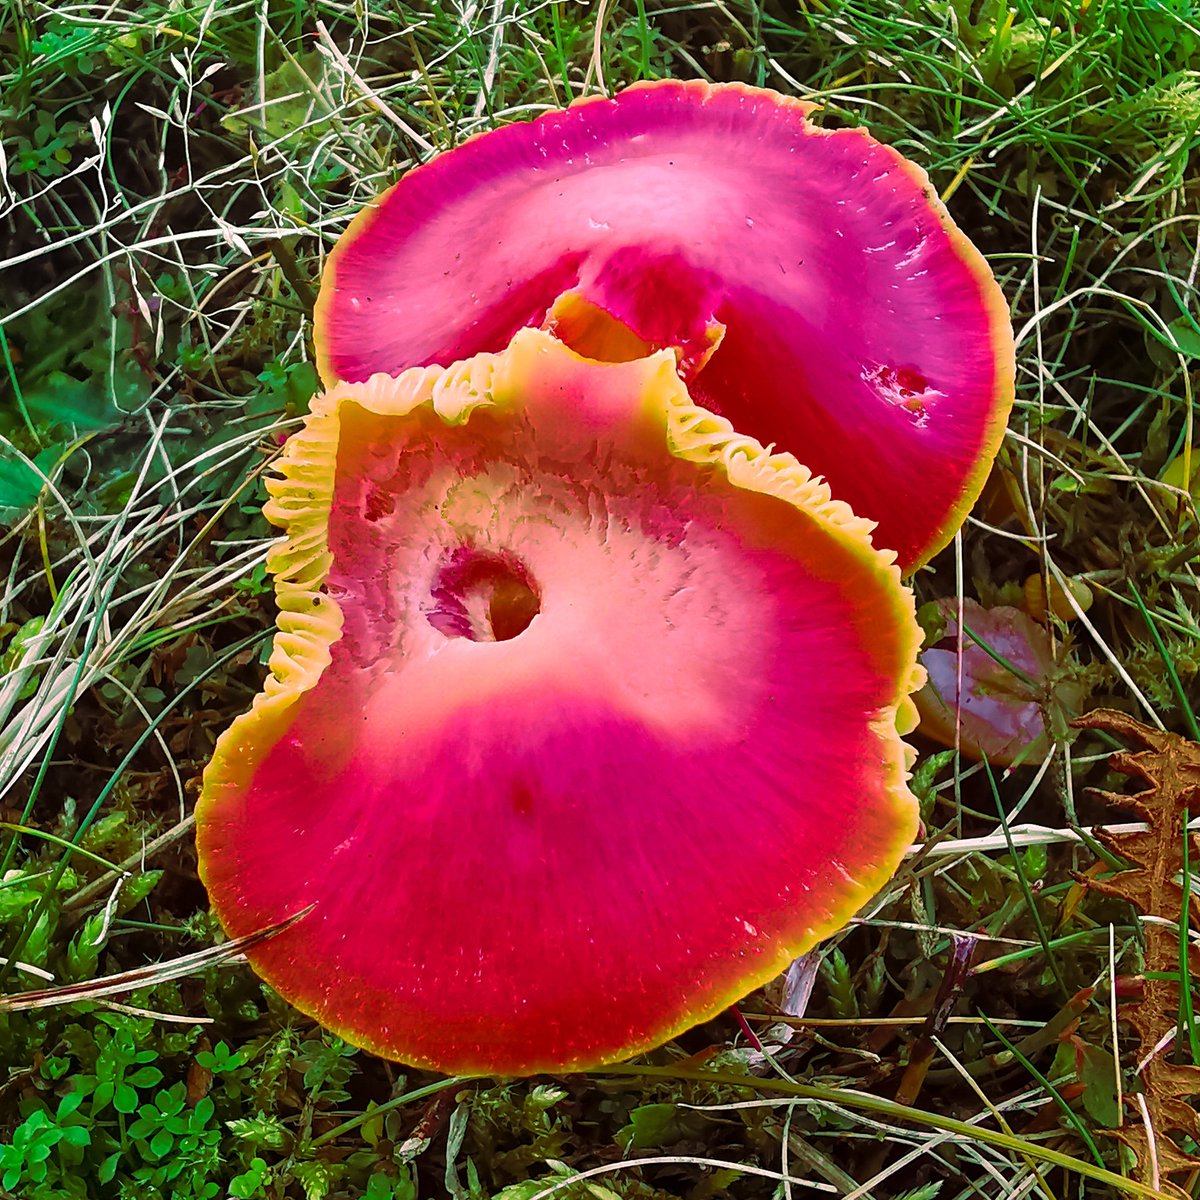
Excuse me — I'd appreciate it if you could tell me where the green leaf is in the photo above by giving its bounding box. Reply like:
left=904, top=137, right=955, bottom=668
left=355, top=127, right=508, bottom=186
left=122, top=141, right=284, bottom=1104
left=98, top=1153, right=120, bottom=1184
left=1077, top=1041, right=1121, bottom=1127
left=226, top=1113, right=289, bottom=1149
left=896, top=1185, right=943, bottom=1200
left=229, top=1158, right=269, bottom=1199
left=1166, top=314, right=1200, bottom=359
left=66, top=912, right=108, bottom=978
left=293, top=1159, right=333, bottom=1200
left=0, top=878, right=44, bottom=923
left=118, top=869, right=163, bottom=913
left=525, top=1084, right=568, bottom=1112
left=114, top=1082, right=138, bottom=1114
left=21, top=370, right=117, bottom=430
left=615, top=1102, right=678, bottom=1151
left=910, top=748, right=955, bottom=822
left=22, top=906, right=58, bottom=968
left=40, top=1056, right=71, bottom=1083
left=126, top=1066, right=163, bottom=1088
left=365, top=1170, right=417, bottom=1200
left=221, top=53, right=327, bottom=142
left=108, top=353, right=152, bottom=413
left=196, top=1041, right=244, bottom=1073
left=157, top=1083, right=187, bottom=1116
left=0, top=444, right=63, bottom=512
left=250, top=358, right=319, bottom=419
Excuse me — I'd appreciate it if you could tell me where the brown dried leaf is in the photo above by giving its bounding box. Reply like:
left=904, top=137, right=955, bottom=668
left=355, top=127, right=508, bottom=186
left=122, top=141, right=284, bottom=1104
left=1075, top=708, right=1200, bottom=1189
left=186, top=1037, right=214, bottom=1108
left=1106, top=1130, right=1194, bottom=1199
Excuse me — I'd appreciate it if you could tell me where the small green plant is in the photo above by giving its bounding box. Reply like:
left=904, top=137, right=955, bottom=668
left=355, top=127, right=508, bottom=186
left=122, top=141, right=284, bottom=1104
left=0, top=1007, right=258, bottom=1198
left=6, top=110, right=85, bottom=179
left=3, top=2, right=1200, bottom=1197
left=0, top=1098, right=90, bottom=1197
left=75, top=1018, right=164, bottom=1115
left=228, top=1155, right=271, bottom=1198
left=124, top=1084, right=222, bottom=1197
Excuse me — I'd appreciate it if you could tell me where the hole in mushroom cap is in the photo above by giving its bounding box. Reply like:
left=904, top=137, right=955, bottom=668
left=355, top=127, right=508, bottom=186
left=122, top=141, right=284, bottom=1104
left=862, top=363, right=939, bottom=424
left=426, top=547, right=541, bottom=642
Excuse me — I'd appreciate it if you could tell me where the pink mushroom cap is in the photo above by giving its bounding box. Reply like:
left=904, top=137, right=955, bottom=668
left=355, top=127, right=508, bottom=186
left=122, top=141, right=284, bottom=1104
left=197, top=330, right=923, bottom=1074
left=314, top=79, right=1015, bottom=573
left=916, top=598, right=1065, bottom=765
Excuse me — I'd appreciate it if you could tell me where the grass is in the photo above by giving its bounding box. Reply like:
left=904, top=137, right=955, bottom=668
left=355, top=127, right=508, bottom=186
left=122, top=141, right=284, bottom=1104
left=1, top=0, right=1199, bottom=1197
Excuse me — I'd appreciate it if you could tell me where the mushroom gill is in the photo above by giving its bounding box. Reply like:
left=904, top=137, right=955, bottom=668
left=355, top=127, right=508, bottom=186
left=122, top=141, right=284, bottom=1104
left=196, top=330, right=924, bottom=1074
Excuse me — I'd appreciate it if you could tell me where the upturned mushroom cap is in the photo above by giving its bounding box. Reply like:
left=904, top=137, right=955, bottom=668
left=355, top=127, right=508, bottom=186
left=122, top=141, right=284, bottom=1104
left=314, top=80, right=1014, bottom=572
left=197, top=330, right=923, bottom=1075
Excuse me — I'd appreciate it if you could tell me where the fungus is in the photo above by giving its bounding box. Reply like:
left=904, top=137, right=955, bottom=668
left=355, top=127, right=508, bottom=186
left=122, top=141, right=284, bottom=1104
left=314, top=80, right=1014, bottom=572
left=915, top=597, right=1082, bottom=765
left=197, top=330, right=923, bottom=1074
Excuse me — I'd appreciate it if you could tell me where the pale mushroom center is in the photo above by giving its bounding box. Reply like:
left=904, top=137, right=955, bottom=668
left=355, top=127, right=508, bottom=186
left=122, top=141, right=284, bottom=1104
left=426, top=547, right=541, bottom=642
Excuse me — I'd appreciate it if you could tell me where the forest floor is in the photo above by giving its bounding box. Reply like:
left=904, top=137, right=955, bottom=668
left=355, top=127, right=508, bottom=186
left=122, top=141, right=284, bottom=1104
left=2, top=2, right=1199, bottom=1198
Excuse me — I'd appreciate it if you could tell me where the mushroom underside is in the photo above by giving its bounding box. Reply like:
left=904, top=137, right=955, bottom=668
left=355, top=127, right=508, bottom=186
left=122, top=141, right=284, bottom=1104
left=198, top=334, right=922, bottom=1074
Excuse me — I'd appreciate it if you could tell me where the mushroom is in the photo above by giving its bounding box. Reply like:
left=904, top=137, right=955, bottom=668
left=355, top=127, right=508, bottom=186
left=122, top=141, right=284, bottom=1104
left=314, top=79, right=1015, bottom=573
left=915, top=597, right=1082, bottom=765
left=197, top=330, right=923, bottom=1074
